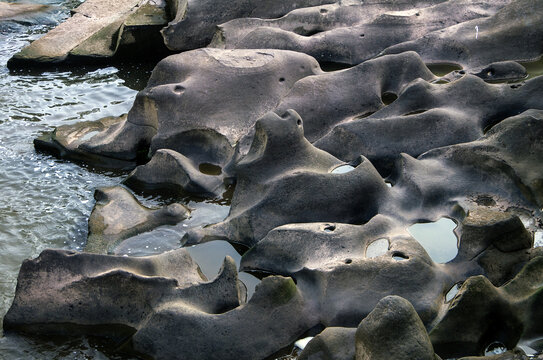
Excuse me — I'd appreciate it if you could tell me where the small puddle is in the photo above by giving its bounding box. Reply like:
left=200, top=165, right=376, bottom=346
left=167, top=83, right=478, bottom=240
left=408, top=218, right=458, bottom=263
left=185, top=240, right=261, bottom=301
left=366, top=238, right=389, bottom=258
left=78, top=130, right=100, bottom=143
left=426, top=63, right=463, bottom=77
left=331, top=165, right=356, bottom=174
left=519, top=58, right=543, bottom=80
left=445, top=283, right=461, bottom=303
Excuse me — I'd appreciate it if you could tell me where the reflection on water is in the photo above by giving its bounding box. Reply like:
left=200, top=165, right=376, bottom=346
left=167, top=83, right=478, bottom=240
left=408, top=218, right=458, bottom=263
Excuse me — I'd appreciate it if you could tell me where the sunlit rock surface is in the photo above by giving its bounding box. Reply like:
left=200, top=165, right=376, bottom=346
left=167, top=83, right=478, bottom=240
left=5, top=0, right=543, bottom=358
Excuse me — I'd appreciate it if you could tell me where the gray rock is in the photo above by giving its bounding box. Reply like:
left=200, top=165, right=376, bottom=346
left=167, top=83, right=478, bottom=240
left=183, top=110, right=388, bottom=247
left=299, top=327, right=356, bottom=360
left=79, top=48, right=321, bottom=167
left=86, top=186, right=190, bottom=254
left=315, top=76, right=543, bottom=174
left=162, top=0, right=336, bottom=51
left=124, top=148, right=226, bottom=198
left=430, top=256, right=543, bottom=358
left=216, top=0, right=508, bottom=66
left=355, top=296, right=436, bottom=360
left=382, top=0, right=543, bottom=69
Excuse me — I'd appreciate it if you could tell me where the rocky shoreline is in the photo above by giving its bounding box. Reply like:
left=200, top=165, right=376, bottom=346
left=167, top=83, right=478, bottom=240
left=2, top=0, right=543, bottom=359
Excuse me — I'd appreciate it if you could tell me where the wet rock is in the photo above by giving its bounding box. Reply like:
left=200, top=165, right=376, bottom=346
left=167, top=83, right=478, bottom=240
left=162, top=0, right=336, bottom=51
left=8, top=0, right=170, bottom=66
left=33, top=114, right=140, bottom=170
left=356, top=296, right=436, bottom=360
left=430, top=257, right=543, bottom=358
left=0, top=2, right=50, bottom=21
left=183, top=110, right=388, bottom=247
left=3, top=249, right=243, bottom=335
left=75, top=49, right=321, bottom=168
left=298, top=327, right=356, bottom=360
left=86, top=186, right=190, bottom=254
left=131, top=276, right=317, bottom=359
left=315, top=75, right=543, bottom=174
left=382, top=0, right=543, bottom=69
left=124, top=148, right=226, bottom=198
left=215, top=0, right=508, bottom=66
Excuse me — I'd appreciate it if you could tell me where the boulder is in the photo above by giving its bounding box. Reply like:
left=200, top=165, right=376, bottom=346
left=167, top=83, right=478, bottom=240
left=355, top=296, right=436, bottom=360
left=299, top=327, right=356, bottom=360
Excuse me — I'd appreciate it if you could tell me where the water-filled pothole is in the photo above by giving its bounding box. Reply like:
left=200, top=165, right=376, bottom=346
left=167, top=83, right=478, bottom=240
left=426, top=63, right=463, bottom=77
left=519, top=57, right=543, bottom=80
left=331, top=165, right=356, bottom=174
left=408, top=218, right=458, bottom=263
left=185, top=240, right=261, bottom=300
left=366, top=238, right=389, bottom=258
left=484, top=341, right=507, bottom=356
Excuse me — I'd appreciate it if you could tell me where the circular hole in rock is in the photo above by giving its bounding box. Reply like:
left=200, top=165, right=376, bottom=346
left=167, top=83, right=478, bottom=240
left=408, top=218, right=458, bottom=263
left=279, top=77, right=285, bottom=82
left=360, top=34, right=365, bottom=37
left=323, top=224, right=336, bottom=232
left=392, top=252, right=409, bottom=261
left=345, top=259, right=352, bottom=264
left=199, top=163, right=222, bottom=176
left=331, top=165, right=356, bottom=174
left=174, top=85, right=185, bottom=94
left=297, top=119, right=302, bottom=126
left=484, top=341, right=507, bottom=356
left=366, top=238, right=389, bottom=258
left=381, top=92, right=398, bottom=105
left=320, top=8, right=328, bottom=13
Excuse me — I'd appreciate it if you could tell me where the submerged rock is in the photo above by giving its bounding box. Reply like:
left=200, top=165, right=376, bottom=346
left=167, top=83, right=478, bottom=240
left=86, top=186, right=190, bottom=254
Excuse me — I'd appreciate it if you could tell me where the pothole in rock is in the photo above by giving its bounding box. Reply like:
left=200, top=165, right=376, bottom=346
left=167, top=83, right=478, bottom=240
left=426, top=63, right=463, bottom=77
left=519, top=57, right=543, bottom=80
left=366, top=238, right=389, bottom=258
left=113, top=201, right=229, bottom=256
left=331, top=164, right=356, bottom=174
left=408, top=218, right=458, bottom=263
left=484, top=341, right=507, bottom=356
left=185, top=240, right=261, bottom=301
left=78, top=130, right=100, bottom=143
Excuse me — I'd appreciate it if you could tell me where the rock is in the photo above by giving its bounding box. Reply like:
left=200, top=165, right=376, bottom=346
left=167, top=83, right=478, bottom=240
left=8, top=0, right=170, bottom=66
left=162, top=0, right=336, bottom=51
left=315, top=75, right=543, bottom=174
left=124, top=148, right=226, bottom=198
left=0, top=2, right=50, bottom=21
left=3, top=249, right=243, bottom=334
left=86, top=186, right=190, bottom=254
left=430, top=257, right=543, bottom=358
left=183, top=110, right=389, bottom=247
left=131, top=276, right=317, bottom=360
left=214, top=0, right=508, bottom=66
left=72, top=49, right=321, bottom=168
left=382, top=0, right=543, bottom=69
left=355, top=295, right=436, bottom=360
left=274, top=51, right=436, bottom=145
left=33, top=114, right=140, bottom=170
left=298, top=327, right=356, bottom=360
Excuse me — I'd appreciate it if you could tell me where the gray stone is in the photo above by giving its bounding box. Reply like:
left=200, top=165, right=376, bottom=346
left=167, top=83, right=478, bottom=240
left=215, top=0, right=508, bottom=66
left=162, top=0, right=336, bottom=51
left=355, top=296, right=436, bottom=360
left=299, top=327, right=356, bottom=360
left=86, top=186, right=190, bottom=254
left=382, top=0, right=543, bottom=69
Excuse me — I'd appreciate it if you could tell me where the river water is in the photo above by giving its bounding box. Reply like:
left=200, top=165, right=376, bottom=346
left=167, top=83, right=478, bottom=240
left=0, top=1, right=155, bottom=357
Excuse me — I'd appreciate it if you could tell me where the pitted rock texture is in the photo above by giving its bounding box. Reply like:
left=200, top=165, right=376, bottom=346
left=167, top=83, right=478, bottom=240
left=213, top=0, right=510, bottom=66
